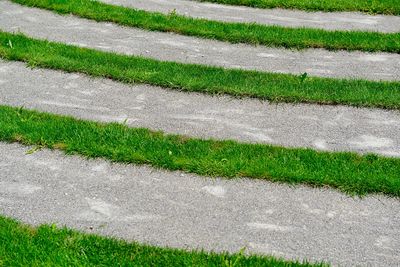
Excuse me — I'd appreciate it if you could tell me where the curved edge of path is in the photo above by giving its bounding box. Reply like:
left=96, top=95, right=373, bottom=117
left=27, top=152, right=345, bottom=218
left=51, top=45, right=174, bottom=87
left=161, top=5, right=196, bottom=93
left=1, top=60, right=399, bottom=157
left=1, top=142, right=399, bottom=267
left=99, top=0, right=400, bottom=33
left=1, top=1, right=400, bottom=82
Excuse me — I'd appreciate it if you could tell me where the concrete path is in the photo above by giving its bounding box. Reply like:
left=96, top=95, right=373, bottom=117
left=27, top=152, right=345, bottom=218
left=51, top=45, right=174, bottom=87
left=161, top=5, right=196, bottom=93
left=1, top=60, right=400, bottom=157
left=100, top=0, right=400, bottom=33
left=2, top=1, right=400, bottom=81
left=1, top=142, right=399, bottom=267
left=1, top=2, right=400, bottom=267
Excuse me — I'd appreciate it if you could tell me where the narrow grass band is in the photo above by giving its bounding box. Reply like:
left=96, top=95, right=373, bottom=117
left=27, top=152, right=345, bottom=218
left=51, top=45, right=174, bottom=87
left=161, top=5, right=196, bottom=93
left=1, top=106, right=399, bottom=197
left=1, top=32, right=400, bottom=110
left=196, top=0, right=400, bottom=15
left=0, top=216, right=325, bottom=266
left=10, top=0, right=400, bottom=53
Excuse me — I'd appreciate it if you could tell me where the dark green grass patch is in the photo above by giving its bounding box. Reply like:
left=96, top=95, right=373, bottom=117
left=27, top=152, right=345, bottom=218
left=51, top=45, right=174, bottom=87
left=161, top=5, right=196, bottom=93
left=0, top=216, right=326, bottom=266
left=10, top=0, right=400, bottom=53
left=196, top=0, right=400, bottom=15
left=1, top=32, right=400, bottom=110
left=1, top=106, right=400, bottom=197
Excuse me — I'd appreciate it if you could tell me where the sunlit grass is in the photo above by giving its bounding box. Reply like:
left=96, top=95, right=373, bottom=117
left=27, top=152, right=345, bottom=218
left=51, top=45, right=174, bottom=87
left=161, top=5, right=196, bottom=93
left=196, top=0, right=400, bottom=15
left=0, top=215, right=327, bottom=266
left=1, top=105, right=400, bottom=197
left=1, top=32, right=399, bottom=109
left=10, top=0, right=400, bottom=53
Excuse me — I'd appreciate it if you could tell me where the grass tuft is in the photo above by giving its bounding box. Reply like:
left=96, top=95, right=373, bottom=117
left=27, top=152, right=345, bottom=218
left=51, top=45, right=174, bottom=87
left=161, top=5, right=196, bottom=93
left=1, top=31, right=400, bottom=109
left=1, top=105, right=400, bottom=197
left=10, top=0, right=400, bottom=53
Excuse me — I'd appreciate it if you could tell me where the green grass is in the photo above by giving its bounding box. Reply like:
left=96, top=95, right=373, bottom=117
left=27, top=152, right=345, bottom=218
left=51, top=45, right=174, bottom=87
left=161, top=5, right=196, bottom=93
left=1, top=32, right=400, bottom=110
left=0, top=216, right=326, bottom=266
left=196, top=0, right=400, bottom=15
left=10, top=0, right=400, bottom=53
left=1, top=105, right=400, bottom=197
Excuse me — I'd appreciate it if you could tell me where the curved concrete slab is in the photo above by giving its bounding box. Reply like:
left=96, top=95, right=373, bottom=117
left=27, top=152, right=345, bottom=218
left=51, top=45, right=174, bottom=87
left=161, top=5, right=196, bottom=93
left=1, top=1, right=400, bottom=81
left=1, top=60, right=399, bottom=157
left=100, top=0, right=400, bottom=33
left=1, top=142, right=399, bottom=266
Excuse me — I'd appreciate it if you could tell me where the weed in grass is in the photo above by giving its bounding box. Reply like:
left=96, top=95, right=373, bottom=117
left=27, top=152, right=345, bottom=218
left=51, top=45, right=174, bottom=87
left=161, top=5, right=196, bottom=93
left=168, top=8, right=178, bottom=17
left=7, top=40, right=13, bottom=49
left=224, top=247, right=247, bottom=267
left=300, top=72, right=308, bottom=83
left=25, top=145, right=43, bottom=155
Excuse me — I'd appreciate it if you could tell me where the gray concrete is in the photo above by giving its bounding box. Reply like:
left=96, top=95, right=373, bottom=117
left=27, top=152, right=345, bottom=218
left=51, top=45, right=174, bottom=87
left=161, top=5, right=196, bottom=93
left=1, top=60, right=399, bottom=157
left=1, top=142, right=399, bottom=267
left=100, top=0, right=400, bottom=33
left=2, top=1, right=400, bottom=81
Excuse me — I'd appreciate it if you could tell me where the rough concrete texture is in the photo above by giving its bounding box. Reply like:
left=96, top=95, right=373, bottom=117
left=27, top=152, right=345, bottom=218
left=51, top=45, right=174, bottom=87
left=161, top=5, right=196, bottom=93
left=0, top=142, right=399, bottom=267
left=1, top=60, right=400, bottom=157
left=1, top=1, right=400, bottom=81
left=100, top=0, right=400, bottom=33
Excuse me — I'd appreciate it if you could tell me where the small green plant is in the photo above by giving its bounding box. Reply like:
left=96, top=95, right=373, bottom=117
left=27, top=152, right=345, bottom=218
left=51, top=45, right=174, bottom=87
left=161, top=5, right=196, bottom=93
left=25, top=145, right=43, bottom=155
left=365, top=153, right=379, bottom=162
left=168, top=8, right=177, bottom=17
left=300, top=72, right=308, bottom=83
left=7, top=39, right=13, bottom=49
left=224, top=247, right=247, bottom=267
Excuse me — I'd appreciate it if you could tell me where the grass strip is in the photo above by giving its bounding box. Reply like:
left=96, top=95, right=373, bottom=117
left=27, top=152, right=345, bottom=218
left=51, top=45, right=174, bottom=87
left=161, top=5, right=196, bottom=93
left=0, top=216, right=326, bottom=266
left=10, top=0, right=400, bottom=53
left=196, top=0, right=400, bottom=15
left=1, top=105, right=400, bottom=197
left=1, top=32, right=400, bottom=110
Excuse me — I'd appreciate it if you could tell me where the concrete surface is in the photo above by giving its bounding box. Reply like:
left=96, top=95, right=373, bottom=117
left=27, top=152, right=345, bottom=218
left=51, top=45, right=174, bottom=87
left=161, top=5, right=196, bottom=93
left=100, top=0, right=400, bottom=33
left=1, top=60, right=400, bottom=156
left=1, top=2, right=400, bottom=266
left=1, top=1, right=400, bottom=81
left=0, top=142, right=399, bottom=267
